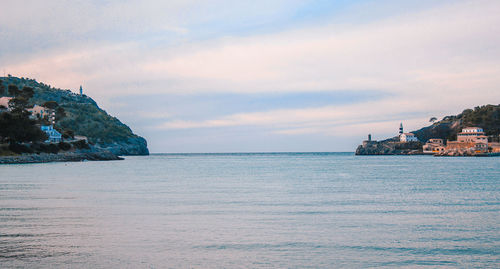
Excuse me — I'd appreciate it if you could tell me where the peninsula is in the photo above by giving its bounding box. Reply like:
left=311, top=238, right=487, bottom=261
left=0, top=76, right=149, bottom=164
left=356, top=104, right=500, bottom=156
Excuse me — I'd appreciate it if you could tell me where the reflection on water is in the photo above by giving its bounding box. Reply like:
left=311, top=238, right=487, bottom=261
left=1, top=153, right=499, bottom=268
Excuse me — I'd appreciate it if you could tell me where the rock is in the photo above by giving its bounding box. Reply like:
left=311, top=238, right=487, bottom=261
left=355, top=140, right=423, bottom=155
left=0, top=151, right=122, bottom=164
left=97, top=136, right=149, bottom=156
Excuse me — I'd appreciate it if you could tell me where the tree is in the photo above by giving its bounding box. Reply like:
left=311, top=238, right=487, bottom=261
left=429, top=117, right=437, bottom=123
left=62, top=129, right=74, bottom=139
left=8, top=97, right=30, bottom=112
left=8, top=84, right=20, bottom=96
left=0, top=111, right=47, bottom=143
left=56, top=106, right=66, bottom=120
left=0, top=80, right=5, bottom=95
left=43, top=101, right=59, bottom=109
left=20, top=86, right=34, bottom=99
left=6, top=87, right=35, bottom=113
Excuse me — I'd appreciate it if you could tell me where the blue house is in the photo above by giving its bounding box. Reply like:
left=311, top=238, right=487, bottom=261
left=41, top=125, right=62, bottom=143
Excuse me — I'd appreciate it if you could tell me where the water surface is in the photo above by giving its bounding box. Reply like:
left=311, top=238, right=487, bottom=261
left=1, top=153, right=499, bottom=268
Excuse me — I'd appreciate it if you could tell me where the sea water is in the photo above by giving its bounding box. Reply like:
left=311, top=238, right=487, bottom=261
left=1, top=153, right=499, bottom=268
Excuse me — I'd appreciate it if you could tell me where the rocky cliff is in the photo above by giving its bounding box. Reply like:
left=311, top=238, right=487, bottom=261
left=355, top=140, right=423, bottom=155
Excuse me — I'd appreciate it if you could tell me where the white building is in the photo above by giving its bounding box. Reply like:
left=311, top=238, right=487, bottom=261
left=461, top=127, right=484, bottom=133
left=457, top=127, right=488, bottom=144
left=400, top=133, right=419, bottom=142
left=41, top=125, right=62, bottom=143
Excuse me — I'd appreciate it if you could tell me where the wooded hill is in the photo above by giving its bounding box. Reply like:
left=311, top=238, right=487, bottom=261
left=411, top=104, right=500, bottom=143
left=0, top=76, right=148, bottom=155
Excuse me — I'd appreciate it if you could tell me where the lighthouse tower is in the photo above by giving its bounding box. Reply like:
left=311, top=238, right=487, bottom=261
left=399, top=123, right=404, bottom=135
left=79, top=85, right=83, bottom=95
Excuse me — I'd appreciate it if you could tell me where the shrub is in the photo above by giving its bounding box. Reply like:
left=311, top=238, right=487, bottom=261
left=72, top=140, right=90, bottom=149
left=9, top=143, right=34, bottom=154
left=58, top=142, right=71, bottom=151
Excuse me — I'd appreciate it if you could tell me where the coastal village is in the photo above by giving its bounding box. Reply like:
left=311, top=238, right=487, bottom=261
left=0, top=76, right=149, bottom=163
left=360, top=123, right=500, bottom=156
left=0, top=91, right=87, bottom=144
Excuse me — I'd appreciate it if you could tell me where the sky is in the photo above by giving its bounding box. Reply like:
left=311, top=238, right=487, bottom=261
left=1, top=0, right=500, bottom=153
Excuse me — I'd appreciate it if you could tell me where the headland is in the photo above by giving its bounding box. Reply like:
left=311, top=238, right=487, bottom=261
left=356, top=104, right=500, bottom=156
left=0, top=76, right=148, bottom=164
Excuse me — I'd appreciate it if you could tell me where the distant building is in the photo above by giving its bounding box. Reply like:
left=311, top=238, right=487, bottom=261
left=0, top=97, right=13, bottom=110
left=362, top=134, right=376, bottom=147
left=398, top=122, right=418, bottom=142
left=489, top=142, right=500, bottom=153
left=446, top=141, right=488, bottom=154
left=423, top=138, right=445, bottom=154
left=74, top=135, right=88, bottom=142
left=443, top=127, right=490, bottom=155
left=457, top=127, right=488, bottom=143
left=41, top=125, right=62, bottom=143
left=28, top=105, right=52, bottom=119
left=428, top=138, right=444, bottom=144
left=400, top=133, right=418, bottom=142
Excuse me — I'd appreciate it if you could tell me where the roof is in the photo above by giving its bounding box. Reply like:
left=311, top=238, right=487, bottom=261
left=402, top=133, right=415, bottom=136
left=458, top=131, right=485, bottom=135
left=0, top=97, right=13, bottom=108
left=29, top=105, right=50, bottom=113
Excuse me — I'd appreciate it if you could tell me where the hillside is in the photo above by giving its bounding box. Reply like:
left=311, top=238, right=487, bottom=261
left=356, top=104, right=500, bottom=155
left=411, top=104, right=500, bottom=142
left=0, top=76, right=148, bottom=155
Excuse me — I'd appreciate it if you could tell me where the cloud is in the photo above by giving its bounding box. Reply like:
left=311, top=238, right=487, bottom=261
left=2, top=0, right=500, bottom=152
left=136, top=0, right=500, bottom=95
left=154, top=96, right=434, bottom=133
left=5, top=0, right=500, bottom=99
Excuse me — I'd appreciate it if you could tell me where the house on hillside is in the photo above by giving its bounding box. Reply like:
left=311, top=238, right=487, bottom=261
left=456, top=127, right=488, bottom=143
left=41, top=125, right=62, bottom=143
left=0, top=97, right=13, bottom=111
left=489, top=142, right=500, bottom=153
left=444, top=127, right=489, bottom=155
left=400, top=133, right=418, bottom=142
left=28, top=105, right=53, bottom=120
left=423, top=138, right=445, bottom=154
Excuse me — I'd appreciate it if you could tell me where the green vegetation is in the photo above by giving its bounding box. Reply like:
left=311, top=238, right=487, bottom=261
left=412, top=104, right=500, bottom=142
left=0, top=80, right=5, bottom=95
left=0, top=84, right=48, bottom=145
left=460, top=105, right=500, bottom=135
left=0, top=76, right=143, bottom=145
left=57, top=101, right=134, bottom=144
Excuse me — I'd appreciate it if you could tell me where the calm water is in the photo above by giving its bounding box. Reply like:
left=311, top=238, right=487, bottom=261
left=1, top=153, right=499, bottom=268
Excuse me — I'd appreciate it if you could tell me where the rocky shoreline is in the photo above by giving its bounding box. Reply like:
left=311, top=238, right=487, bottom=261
left=355, top=140, right=423, bottom=155
left=0, top=151, right=123, bottom=164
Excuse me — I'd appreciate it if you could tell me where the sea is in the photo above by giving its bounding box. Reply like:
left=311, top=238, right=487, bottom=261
left=1, top=153, right=499, bottom=268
